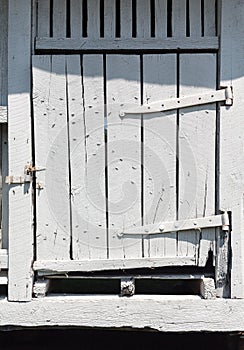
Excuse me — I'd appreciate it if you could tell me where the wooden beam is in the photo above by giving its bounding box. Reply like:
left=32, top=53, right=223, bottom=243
left=35, top=37, right=219, bottom=52
left=0, top=297, right=244, bottom=331
left=8, top=0, right=33, bottom=301
left=33, top=256, right=196, bottom=273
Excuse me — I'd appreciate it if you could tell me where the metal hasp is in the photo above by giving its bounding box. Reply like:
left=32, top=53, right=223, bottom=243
left=5, top=164, right=46, bottom=185
left=119, top=212, right=230, bottom=236
left=119, top=86, right=233, bottom=117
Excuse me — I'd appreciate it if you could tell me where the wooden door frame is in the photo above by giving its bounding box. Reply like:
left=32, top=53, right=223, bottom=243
left=8, top=0, right=33, bottom=301
left=5, top=0, right=244, bottom=301
left=219, top=0, right=244, bottom=298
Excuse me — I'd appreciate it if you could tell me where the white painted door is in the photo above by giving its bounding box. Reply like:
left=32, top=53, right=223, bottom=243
left=32, top=0, right=221, bottom=273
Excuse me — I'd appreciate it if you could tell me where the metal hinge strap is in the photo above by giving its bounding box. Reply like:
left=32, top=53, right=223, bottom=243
left=120, top=86, right=233, bottom=117
left=119, top=212, right=229, bottom=237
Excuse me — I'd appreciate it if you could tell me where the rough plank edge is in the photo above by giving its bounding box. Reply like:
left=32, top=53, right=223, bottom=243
left=33, top=279, right=50, bottom=298
left=121, top=278, right=135, bottom=296
left=200, top=278, right=217, bottom=300
left=0, top=107, right=7, bottom=123
left=0, top=297, right=244, bottom=331
left=37, top=273, right=207, bottom=280
left=33, top=257, right=197, bottom=273
left=35, top=37, right=219, bottom=51
left=0, top=277, right=8, bottom=285
left=0, top=249, right=8, bottom=269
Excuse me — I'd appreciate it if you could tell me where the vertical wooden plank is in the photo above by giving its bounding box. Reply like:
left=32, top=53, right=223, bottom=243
left=178, top=54, right=216, bottom=261
left=121, top=0, right=132, bottom=38
left=70, top=0, right=83, bottom=38
left=0, top=126, right=2, bottom=246
left=189, top=0, right=201, bottom=38
left=143, top=54, right=177, bottom=258
left=0, top=0, right=8, bottom=250
left=1, top=125, right=8, bottom=249
left=53, top=0, right=67, bottom=37
left=172, top=0, right=186, bottom=37
left=33, top=55, right=71, bottom=260
left=8, top=0, right=33, bottom=301
left=136, top=0, right=150, bottom=38
left=220, top=0, right=244, bottom=298
left=106, top=55, right=142, bottom=259
left=87, top=0, right=100, bottom=38
left=37, top=0, right=50, bottom=37
left=0, top=0, right=8, bottom=106
left=104, top=0, right=116, bottom=38
left=204, top=0, right=216, bottom=36
left=155, top=0, right=167, bottom=38
left=68, top=54, right=107, bottom=260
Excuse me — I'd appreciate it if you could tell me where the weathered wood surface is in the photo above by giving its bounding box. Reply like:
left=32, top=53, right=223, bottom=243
left=53, top=0, right=66, bottom=38
left=178, top=53, right=216, bottom=264
left=32, top=51, right=218, bottom=269
left=33, top=55, right=71, bottom=260
left=1, top=125, right=8, bottom=249
left=106, top=55, right=142, bottom=259
left=0, top=107, right=7, bottom=123
left=37, top=0, right=50, bottom=37
left=69, top=54, right=107, bottom=260
left=87, top=0, right=100, bottom=38
left=136, top=0, right=150, bottom=38
left=0, top=0, right=8, bottom=107
left=142, top=54, right=177, bottom=258
left=0, top=249, right=8, bottom=269
left=70, top=0, right=83, bottom=38
left=35, top=0, right=217, bottom=40
left=35, top=37, right=219, bottom=52
left=0, top=0, right=8, bottom=249
left=220, top=0, right=244, bottom=298
left=120, top=0, right=132, bottom=38
left=155, top=0, right=167, bottom=38
left=8, top=0, right=33, bottom=301
left=0, top=297, right=244, bottom=331
left=172, top=0, right=186, bottom=37
left=33, top=256, right=196, bottom=273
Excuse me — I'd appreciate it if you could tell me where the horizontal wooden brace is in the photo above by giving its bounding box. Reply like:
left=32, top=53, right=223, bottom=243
left=33, top=256, right=197, bottom=273
left=2, top=296, right=244, bottom=331
left=38, top=272, right=208, bottom=280
left=0, top=106, right=7, bottom=123
left=120, top=87, right=233, bottom=116
left=35, top=37, right=219, bottom=52
left=120, top=213, right=229, bottom=236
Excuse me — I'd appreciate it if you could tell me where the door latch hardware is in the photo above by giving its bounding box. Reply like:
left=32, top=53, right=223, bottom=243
left=119, top=212, right=229, bottom=237
left=5, top=164, right=46, bottom=185
left=5, top=175, right=31, bottom=185
left=25, top=165, right=46, bottom=174
left=119, top=86, right=233, bottom=117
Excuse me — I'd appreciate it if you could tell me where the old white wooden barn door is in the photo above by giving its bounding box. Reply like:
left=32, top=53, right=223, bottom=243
left=32, top=0, right=231, bottom=284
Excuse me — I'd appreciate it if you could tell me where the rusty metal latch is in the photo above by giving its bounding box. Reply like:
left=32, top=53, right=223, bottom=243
left=5, top=164, right=46, bottom=185
left=119, top=212, right=230, bottom=237
left=119, top=86, right=233, bottom=117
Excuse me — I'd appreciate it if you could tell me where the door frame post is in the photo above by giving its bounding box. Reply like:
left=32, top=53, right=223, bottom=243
left=219, top=0, right=244, bottom=298
left=8, top=0, right=34, bottom=301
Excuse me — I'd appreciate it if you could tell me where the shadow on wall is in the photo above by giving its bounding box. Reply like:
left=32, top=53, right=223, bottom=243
left=0, top=329, right=237, bottom=350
